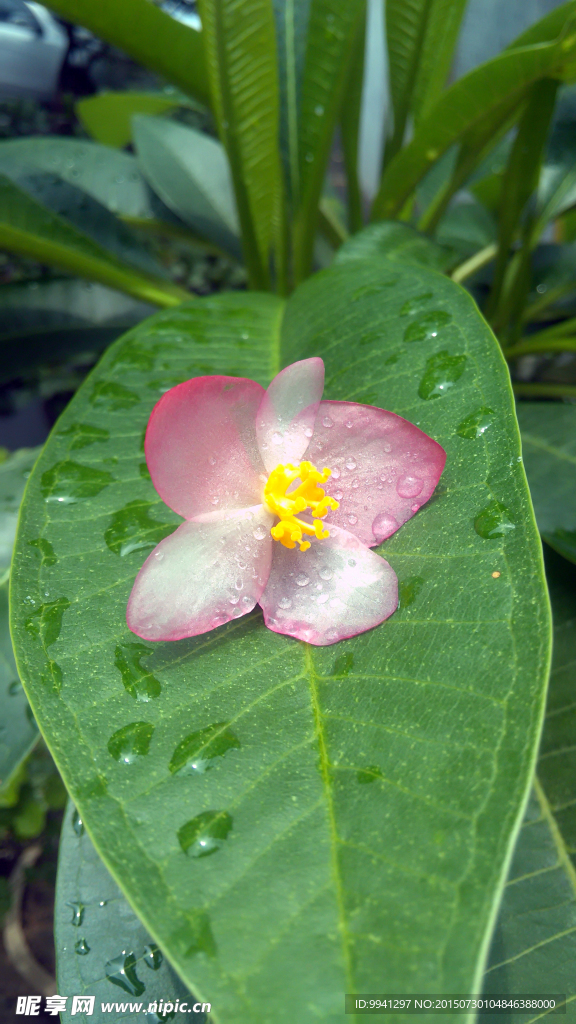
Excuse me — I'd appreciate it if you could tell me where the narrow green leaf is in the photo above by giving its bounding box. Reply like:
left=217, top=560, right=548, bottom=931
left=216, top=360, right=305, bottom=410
left=373, top=36, right=576, bottom=222
left=10, top=259, right=550, bottom=1018
left=132, top=116, right=241, bottom=260
left=0, top=174, right=188, bottom=309
left=334, top=220, right=459, bottom=271
left=385, top=0, right=468, bottom=165
left=77, top=91, right=198, bottom=150
left=272, top=0, right=312, bottom=208
left=517, top=402, right=576, bottom=565
left=55, top=802, right=203, bottom=1021
left=196, top=0, right=283, bottom=289
left=292, top=0, right=366, bottom=282
left=43, top=0, right=209, bottom=106
left=340, top=8, right=366, bottom=233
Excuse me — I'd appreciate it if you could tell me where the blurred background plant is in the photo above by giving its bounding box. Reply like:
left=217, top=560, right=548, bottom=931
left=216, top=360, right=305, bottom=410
left=1, top=0, right=576, bottom=1019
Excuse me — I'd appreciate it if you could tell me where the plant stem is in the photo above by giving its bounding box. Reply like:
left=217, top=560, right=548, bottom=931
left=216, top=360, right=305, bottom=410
left=451, top=243, right=497, bottom=284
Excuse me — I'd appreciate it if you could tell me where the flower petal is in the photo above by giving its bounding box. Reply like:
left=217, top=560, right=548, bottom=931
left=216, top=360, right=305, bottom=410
left=259, top=525, right=397, bottom=645
left=256, top=358, right=324, bottom=472
left=127, top=506, right=273, bottom=641
left=145, top=376, right=266, bottom=519
left=305, top=400, right=446, bottom=546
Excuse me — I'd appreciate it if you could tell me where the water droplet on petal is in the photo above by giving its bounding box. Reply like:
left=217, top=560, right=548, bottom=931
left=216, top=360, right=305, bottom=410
left=372, top=512, right=398, bottom=542
left=348, top=515, right=358, bottom=525
left=411, top=502, right=420, bottom=511
left=235, top=578, right=243, bottom=590
left=253, top=525, right=267, bottom=540
left=272, top=431, right=283, bottom=445
left=333, top=489, right=343, bottom=500
left=322, top=416, right=333, bottom=428
left=209, top=457, right=217, bottom=466
left=154, top=550, right=164, bottom=560
left=295, top=573, right=310, bottom=587
left=304, top=427, right=314, bottom=438
left=230, top=596, right=240, bottom=605
left=331, top=466, right=341, bottom=479
left=319, top=567, right=333, bottom=581
left=211, top=496, right=220, bottom=505
left=346, top=420, right=353, bottom=429
left=348, top=558, right=356, bottom=566
left=397, top=474, right=423, bottom=499
left=345, top=458, right=357, bottom=471
left=278, top=597, right=292, bottom=609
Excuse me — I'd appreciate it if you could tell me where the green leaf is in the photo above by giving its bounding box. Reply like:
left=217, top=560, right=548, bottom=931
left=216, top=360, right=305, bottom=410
left=0, top=174, right=188, bottom=309
left=77, top=91, right=199, bottom=150
left=10, top=264, right=549, bottom=1018
left=43, top=0, right=209, bottom=106
left=0, top=448, right=42, bottom=795
left=196, top=0, right=283, bottom=289
left=483, top=548, right=576, bottom=1014
left=340, top=8, right=366, bottom=234
left=272, top=0, right=311, bottom=208
left=292, top=0, right=366, bottom=281
left=516, top=401, right=576, bottom=563
left=132, top=116, right=241, bottom=260
left=373, top=34, right=576, bottom=222
left=0, top=280, right=153, bottom=384
left=0, top=136, right=156, bottom=219
left=55, top=802, right=207, bottom=1022
left=385, top=0, right=468, bottom=165
left=334, top=220, right=459, bottom=271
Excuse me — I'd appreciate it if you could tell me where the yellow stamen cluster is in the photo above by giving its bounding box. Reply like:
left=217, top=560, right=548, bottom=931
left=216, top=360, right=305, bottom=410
left=263, top=461, right=339, bottom=552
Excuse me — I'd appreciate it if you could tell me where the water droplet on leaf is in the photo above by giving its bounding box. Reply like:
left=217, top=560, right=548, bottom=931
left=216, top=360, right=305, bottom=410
left=474, top=501, right=516, bottom=539
left=178, top=810, right=233, bottom=858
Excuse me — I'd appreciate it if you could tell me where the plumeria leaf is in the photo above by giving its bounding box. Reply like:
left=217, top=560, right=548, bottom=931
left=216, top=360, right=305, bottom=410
left=42, top=0, right=209, bottom=107
left=517, top=401, right=576, bottom=564
left=132, top=116, right=242, bottom=260
left=483, top=548, right=576, bottom=1012
left=76, top=91, right=202, bottom=150
left=334, top=220, right=460, bottom=271
left=0, top=449, right=41, bottom=794
left=10, top=263, right=549, bottom=1020
left=55, top=801, right=209, bottom=1022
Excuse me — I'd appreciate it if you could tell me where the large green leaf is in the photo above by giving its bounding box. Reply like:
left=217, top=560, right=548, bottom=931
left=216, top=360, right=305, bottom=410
left=196, top=0, right=282, bottom=289
left=43, top=0, right=209, bottom=106
left=76, top=92, right=200, bottom=150
left=517, top=402, right=576, bottom=564
left=132, top=116, right=241, bottom=261
left=0, top=174, right=188, bottom=309
left=384, top=0, right=468, bottom=165
left=55, top=802, right=205, bottom=1023
left=372, top=33, right=576, bottom=222
left=10, top=262, right=549, bottom=1020
left=0, top=449, right=41, bottom=794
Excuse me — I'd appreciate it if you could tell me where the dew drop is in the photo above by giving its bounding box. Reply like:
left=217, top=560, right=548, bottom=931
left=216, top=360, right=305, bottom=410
left=474, top=501, right=516, bottom=539
left=319, top=567, right=333, bottom=581
left=351, top=478, right=360, bottom=489
left=71, top=808, right=84, bottom=836
left=456, top=407, right=494, bottom=439
left=331, top=466, right=341, bottom=479
left=400, top=293, right=434, bottom=316
left=154, top=550, right=164, bottom=560
left=143, top=943, right=163, bottom=971
left=295, top=573, right=310, bottom=587
left=210, top=496, right=220, bottom=505
left=346, top=420, right=353, bottom=429
left=322, top=415, right=333, bottom=428
left=304, top=426, right=314, bottom=438
left=411, top=502, right=420, bottom=511
left=67, top=901, right=85, bottom=927
left=178, top=810, right=233, bottom=858
left=235, top=578, right=243, bottom=590
left=231, top=606, right=243, bottom=617
left=372, top=512, right=398, bottom=542
left=253, top=525, right=267, bottom=540
left=272, top=431, right=283, bottom=445
left=325, top=628, right=339, bottom=642
left=209, top=456, right=217, bottom=466
left=348, top=515, right=358, bottom=525
left=348, top=558, right=356, bottom=567
left=333, top=489, right=343, bottom=500
left=397, top=474, right=423, bottom=499
left=75, top=939, right=90, bottom=956
left=278, top=597, right=292, bottom=609
left=345, top=458, right=357, bottom=470
left=229, top=596, right=240, bottom=605
left=105, top=952, right=145, bottom=996
left=418, top=351, right=467, bottom=400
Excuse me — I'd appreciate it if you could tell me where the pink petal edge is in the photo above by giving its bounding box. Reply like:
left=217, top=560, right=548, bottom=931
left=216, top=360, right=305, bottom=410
left=305, top=400, right=446, bottom=547
left=145, top=375, right=266, bottom=520
left=127, top=505, right=274, bottom=641
left=256, top=357, right=325, bottom=472
left=259, top=524, right=398, bottom=646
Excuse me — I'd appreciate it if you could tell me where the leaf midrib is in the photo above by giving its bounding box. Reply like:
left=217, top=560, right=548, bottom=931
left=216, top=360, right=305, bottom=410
left=304, top=643, right=355, bottom=994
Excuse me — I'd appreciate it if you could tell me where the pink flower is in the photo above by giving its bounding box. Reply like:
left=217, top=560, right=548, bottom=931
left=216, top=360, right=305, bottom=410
left=127, top=358, right=445, bottom=646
